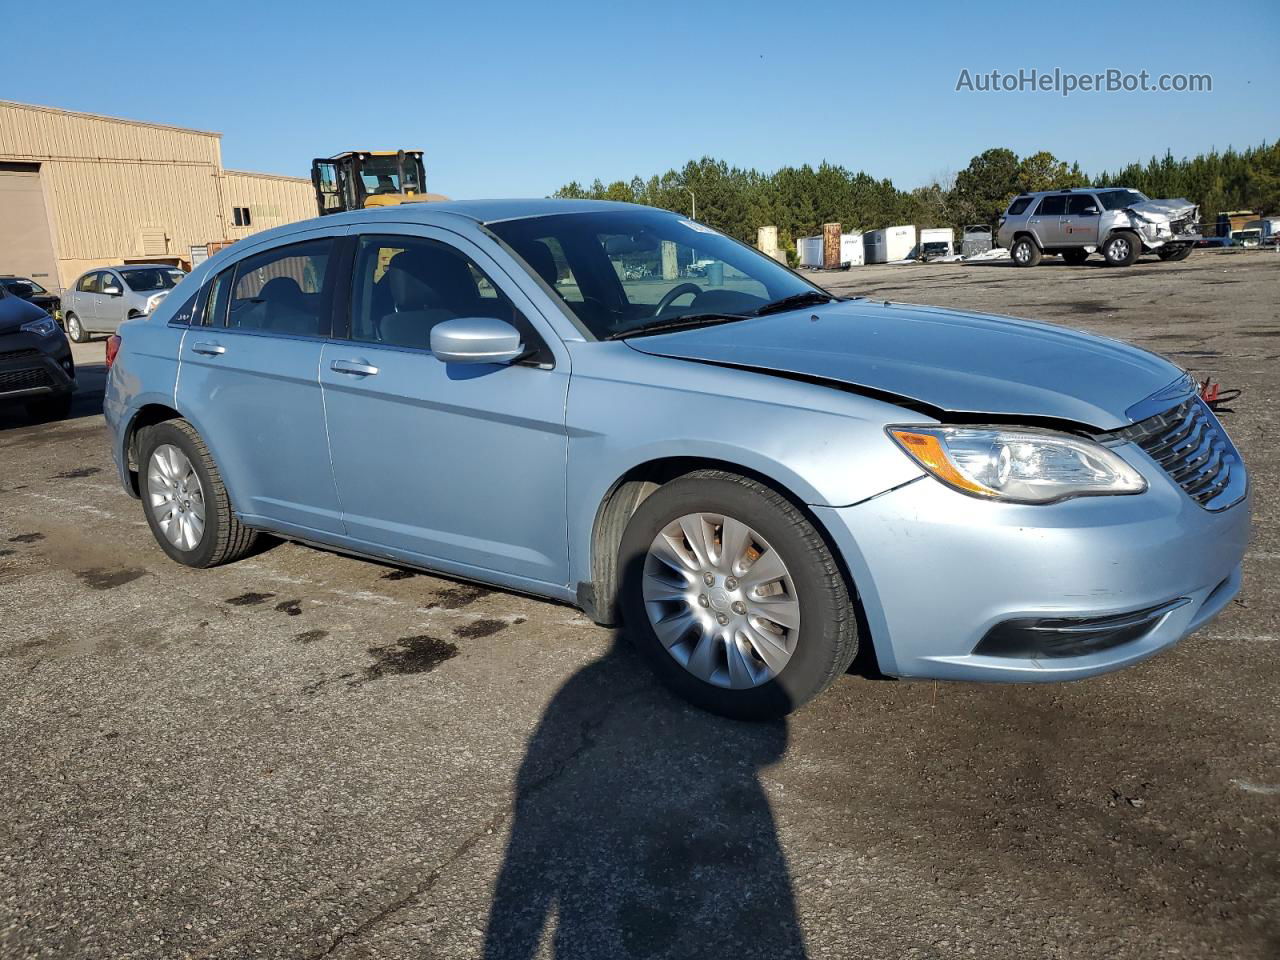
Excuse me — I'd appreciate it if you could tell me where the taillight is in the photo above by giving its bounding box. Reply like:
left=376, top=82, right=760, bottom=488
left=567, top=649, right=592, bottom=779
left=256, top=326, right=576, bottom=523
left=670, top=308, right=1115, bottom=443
left=105, top=334, right=122, bottom=371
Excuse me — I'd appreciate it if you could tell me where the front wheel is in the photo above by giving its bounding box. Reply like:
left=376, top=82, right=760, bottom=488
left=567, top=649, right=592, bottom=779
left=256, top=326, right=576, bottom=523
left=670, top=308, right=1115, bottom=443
left=618, top=470, right=859, bottom=719
left=139, top=419, right=258, bottom=568
left=1010, top=237, right=1041, bottom=267
left=65, top=313, right=88, bottom=343
left=1102, top=231, right=1141, bottom=267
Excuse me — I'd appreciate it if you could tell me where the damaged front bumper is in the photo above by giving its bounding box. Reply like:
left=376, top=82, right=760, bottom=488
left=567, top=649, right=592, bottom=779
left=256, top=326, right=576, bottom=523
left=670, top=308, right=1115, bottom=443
left=1128, top=198, right=1202, bottom=249
left=815, top=440, right=1250, bottom=682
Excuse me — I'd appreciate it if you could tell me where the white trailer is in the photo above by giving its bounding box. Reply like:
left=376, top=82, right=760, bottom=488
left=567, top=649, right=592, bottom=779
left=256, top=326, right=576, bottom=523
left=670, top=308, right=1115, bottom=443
left=864, top=225, right=917, bottom=263
left=919, top=228, right=954, bottom=260
left=797, top=235, right=824, bottom=267
left=840, top=232, right=865, bottom=267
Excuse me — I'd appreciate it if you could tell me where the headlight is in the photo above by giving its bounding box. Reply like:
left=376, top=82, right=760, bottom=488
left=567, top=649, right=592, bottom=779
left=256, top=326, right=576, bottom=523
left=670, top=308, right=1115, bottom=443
left=145, top=293, right=165, bottom=313
left=887, top=425, right=1146, bottom=504
left=19, top=317, right=59, bottom=338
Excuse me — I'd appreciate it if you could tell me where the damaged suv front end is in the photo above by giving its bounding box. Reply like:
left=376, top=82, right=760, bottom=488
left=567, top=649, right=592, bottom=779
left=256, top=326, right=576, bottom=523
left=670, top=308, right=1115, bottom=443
left=1115, top=193, right=1202, bottom=259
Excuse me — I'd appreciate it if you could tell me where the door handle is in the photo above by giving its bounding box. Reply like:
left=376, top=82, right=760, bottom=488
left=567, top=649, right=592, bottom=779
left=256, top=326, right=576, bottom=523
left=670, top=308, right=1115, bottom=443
left=191, top=341, right=225, bottom=356
left=330, top=359, right=379, bottom=376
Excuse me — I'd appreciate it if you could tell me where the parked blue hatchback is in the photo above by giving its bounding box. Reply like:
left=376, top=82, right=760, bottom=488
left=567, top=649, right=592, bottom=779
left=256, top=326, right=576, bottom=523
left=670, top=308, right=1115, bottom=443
left=104, top=200, right=1250, bottom=718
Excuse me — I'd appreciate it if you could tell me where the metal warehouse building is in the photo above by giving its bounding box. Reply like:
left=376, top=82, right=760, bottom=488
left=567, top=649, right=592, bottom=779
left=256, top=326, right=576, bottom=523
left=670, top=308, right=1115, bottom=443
left=0, top=100, right=315, bottom=292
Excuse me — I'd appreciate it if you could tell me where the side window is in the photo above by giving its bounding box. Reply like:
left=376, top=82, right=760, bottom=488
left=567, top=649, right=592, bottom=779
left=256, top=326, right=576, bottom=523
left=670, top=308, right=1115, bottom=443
left=1065, top=195, right=1098, bottom=216
left=101, top=272, right=122, bottom=294
left=1035, top=195, right=1067, bottom=216
left=168, top=291, right=199, bottom=326
left=201, top=268, right=233, bottom=326
left=226, top=239, right=334, bottom=336
left=1007, top=197, right=1033, bottom=216
left=349, top=234, right=549, bottom=363
left=77, top=273, right=99, bottom=294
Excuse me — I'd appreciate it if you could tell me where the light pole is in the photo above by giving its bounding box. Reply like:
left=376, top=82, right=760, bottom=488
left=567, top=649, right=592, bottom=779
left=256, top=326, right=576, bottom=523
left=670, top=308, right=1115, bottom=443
left=685, top=188, right=696, bottom=222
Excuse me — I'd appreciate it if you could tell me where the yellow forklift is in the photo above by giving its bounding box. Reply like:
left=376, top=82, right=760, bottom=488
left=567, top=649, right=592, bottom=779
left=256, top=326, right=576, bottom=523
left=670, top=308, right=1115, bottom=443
left=310, top=150, right=429, bottom=216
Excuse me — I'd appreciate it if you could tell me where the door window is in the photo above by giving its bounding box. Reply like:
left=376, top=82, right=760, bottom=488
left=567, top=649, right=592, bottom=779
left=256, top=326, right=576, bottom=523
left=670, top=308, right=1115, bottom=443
left=1065, top=195, right=1099, bottom=216
left=202, top=268, right=233, bottom=326
left=226, top=239, right=334, bottom=336
left=77, top=273, right=100, bottom=294
left=101, top=272, right=123, bottom=295
left=348, top=234, right=548, bottom=362
left=1035, top=195, right=1067, bottom=216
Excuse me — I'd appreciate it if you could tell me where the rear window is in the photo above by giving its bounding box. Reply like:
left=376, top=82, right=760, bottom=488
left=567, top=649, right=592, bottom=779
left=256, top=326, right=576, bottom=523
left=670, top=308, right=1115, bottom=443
left=1035, top=196, right=1067, bottom=216
left=1007, top=197, right=1033, bottom=216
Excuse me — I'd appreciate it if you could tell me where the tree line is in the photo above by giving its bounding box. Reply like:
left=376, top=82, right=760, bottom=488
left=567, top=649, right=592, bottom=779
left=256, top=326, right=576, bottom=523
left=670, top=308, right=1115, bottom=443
left=553, top=141, right=1279, bottom=260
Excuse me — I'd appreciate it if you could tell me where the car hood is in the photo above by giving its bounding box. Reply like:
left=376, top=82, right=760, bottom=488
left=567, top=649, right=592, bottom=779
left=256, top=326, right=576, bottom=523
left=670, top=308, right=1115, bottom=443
left=0, top=292, right=51, bottom=332
left=1128, top=197, right=1197, bottom=222
left=623, top=300, right=1187, bottom=430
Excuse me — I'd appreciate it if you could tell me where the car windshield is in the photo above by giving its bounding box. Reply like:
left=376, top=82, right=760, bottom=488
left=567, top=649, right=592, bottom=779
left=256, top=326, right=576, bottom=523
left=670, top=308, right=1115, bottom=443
left=1096, top=189, right=1149, bottom=211
left=120, top=268, right=184, bottom=291
left=488, top=208, right=825, bottom=340
left=3, top=278, right=47, bottom=295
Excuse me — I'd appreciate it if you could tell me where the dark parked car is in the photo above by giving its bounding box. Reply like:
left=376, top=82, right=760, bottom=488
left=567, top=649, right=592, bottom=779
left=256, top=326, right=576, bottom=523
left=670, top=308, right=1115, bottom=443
left=0, top=281, right=76, bottom=420
left=0, top=276, right=61, bottom=323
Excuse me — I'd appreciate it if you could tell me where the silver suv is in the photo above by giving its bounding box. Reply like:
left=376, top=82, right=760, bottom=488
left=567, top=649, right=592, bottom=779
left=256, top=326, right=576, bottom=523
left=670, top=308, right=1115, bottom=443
left=997, top=188, right=1201, bottom=268
left=62, top=264, right=186, bottom=342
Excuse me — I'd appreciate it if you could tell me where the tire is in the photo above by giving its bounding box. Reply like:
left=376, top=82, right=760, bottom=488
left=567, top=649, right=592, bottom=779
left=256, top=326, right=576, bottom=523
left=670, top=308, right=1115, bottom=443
left=1157, top=244, right=1193, bottom=262
left=138, top=418, right=257, bottom=568
left=1102, top=231, right=1140, bottom=267
left=618, top=469, right=858, bottom=720
left=1010, top=236, right=1041, bottom=267
left=1060, top=248, right=1089, bottom=265
left=26, top=392, right=73, bottom=422
left=65, top=313, right=88, bottom=343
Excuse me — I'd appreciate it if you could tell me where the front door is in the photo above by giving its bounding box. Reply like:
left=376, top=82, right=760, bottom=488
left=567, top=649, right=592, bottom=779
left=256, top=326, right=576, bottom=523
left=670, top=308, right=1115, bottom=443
left=98, top=270, right=126, bottom=331
left=319, top=229, right=571, bottom=587
left=1030, top=194, right=1067, bottom=248
left=176, top=232, right=345, bottom=535
left=1061, top=194, right=1101, bottom=247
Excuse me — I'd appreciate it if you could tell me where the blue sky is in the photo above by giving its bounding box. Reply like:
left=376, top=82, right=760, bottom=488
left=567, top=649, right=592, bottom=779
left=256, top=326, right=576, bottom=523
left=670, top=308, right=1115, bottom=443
left=6, top=0, right=1277, bottom=198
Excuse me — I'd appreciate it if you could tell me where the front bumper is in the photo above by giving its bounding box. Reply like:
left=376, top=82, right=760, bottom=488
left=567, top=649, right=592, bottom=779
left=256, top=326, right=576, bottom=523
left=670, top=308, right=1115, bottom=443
left=816, top=452, right=1250, bottom=683
left=0, top=330, right=76, bottom=401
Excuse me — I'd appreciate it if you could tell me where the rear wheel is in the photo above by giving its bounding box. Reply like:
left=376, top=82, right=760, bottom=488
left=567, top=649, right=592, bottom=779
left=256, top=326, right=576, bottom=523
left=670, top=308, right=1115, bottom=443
left=139, top=419, right=257, bottom=568
left=1010, top=236, right=1041, bottom=267
left=1102, top=231, right=1141, bottom=267
left=618, top=470, right=858, bottom=719
left=1060, top=248, right=1089, bottom=265
left=65, top=313, right=88, bottom=343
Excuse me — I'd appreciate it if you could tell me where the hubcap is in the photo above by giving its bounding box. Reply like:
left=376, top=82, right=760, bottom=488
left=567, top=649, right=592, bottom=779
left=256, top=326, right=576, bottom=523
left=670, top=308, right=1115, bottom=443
left=147, top=444, right=206, bottom=551
left=1015, top=243, right=1030, bottom=263
left=1110, top=238, right=1130, bottom=260
left=642, top=512, right=801, bottom=689
left=69, top=317, right=81, bottom=337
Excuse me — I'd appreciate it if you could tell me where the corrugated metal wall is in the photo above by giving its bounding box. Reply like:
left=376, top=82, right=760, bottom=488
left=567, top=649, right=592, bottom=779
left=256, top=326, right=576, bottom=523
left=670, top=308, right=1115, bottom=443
left=223, top=170, right=316, bottom=241
left=0, top=101, right=316, bottom=290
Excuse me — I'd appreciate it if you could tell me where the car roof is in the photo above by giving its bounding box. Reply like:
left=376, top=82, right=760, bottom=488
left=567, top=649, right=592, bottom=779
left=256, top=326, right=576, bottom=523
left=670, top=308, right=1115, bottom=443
left=1016, top=186, right=1138, bottom=198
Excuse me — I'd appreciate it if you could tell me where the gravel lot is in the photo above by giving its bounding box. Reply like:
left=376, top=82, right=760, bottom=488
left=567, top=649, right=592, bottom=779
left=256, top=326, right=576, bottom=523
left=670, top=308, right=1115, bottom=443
left=1, top=249, right=1276, bottom=959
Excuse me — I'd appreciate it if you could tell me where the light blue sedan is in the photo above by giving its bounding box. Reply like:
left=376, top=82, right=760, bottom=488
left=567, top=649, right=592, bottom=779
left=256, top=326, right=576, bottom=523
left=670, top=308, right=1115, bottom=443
left=103, top=200, right=1250, bottom=718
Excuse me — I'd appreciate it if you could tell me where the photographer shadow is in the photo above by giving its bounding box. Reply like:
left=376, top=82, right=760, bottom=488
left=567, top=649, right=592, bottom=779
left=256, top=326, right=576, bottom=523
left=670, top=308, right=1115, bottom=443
left=483, top=633, right=808, bottom=960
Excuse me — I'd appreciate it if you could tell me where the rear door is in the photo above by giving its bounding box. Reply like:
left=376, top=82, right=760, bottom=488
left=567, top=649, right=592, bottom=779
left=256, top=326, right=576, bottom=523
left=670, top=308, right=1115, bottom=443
left=176, top=231, right=347, bottom=535
left=70, top=272, right=100, bottom=327
left=1062, top=194, right=1101, bottom=246
left=319, top=227, right=571, bottom=587
left=1030, top=195, right=1067, bottom=248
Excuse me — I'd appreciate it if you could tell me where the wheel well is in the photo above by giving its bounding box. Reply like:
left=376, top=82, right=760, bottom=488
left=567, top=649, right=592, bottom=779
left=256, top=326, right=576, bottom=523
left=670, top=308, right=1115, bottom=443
left=121, top=404, right=183, bottom=495
left=585, top=456, right=882, bottom=673
left=1012, top=231, right=1039, bottom=248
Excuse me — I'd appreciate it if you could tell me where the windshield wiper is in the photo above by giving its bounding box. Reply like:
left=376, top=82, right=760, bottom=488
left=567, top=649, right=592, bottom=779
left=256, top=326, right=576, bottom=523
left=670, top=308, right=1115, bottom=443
left=752, top=291, right=837, bottom=316
left=603, top=313, right=749, bottom=341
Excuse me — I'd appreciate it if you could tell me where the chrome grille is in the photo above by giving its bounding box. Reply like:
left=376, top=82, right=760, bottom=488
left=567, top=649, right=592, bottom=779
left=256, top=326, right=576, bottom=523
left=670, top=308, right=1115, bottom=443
left=1107, top=397, right=1245, bottom=511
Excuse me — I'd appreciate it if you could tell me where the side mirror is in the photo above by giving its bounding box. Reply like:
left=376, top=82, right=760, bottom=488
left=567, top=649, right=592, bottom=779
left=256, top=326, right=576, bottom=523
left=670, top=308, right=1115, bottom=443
left=103, top=283, right=122, bottom=297
left=430, top=317, right=525, bottom=365
left=1082, top=206, right=1098, bottom=215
